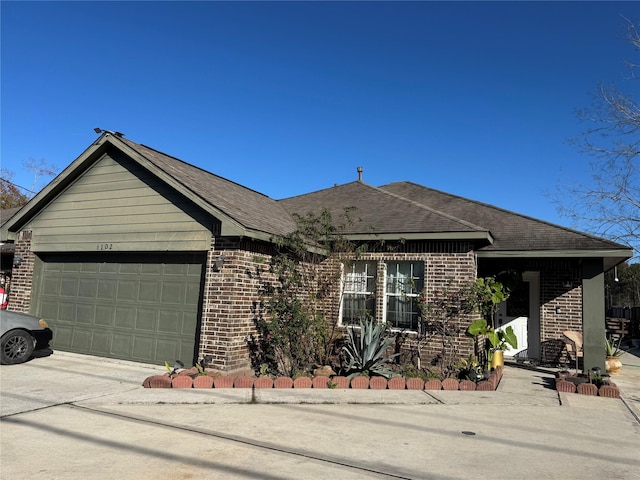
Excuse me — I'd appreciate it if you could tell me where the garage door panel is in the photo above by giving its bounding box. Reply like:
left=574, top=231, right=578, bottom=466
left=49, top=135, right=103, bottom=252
left=54, top=326, right=73, bottom=348
left=97, top=279, right=117, bottom=300
left=43, top=277, right=61, bottom=296
left=40, top=301, right=59, bottom=320
left=134, top=309, right=155, bottom=331
left=58, top=303, right=75, bottom=322
left=72, top=329, right=93, bottom=350
left=95, top=306, right=114, bottom=326
left=78, top=279, right=98, bottom=298
left=133, top=337, right=154, bottom=360
left=158, top=311, right=181, bottom=334
left=155, top=339, right=179, bottom=362
left=76, top=304, right=94, bottom=324
left=117, top=281, right=137, bottom=301
left=37, top=253, right=204, bottom=366
left=60, top=278, right=77, bottom=296
left=62, top=263, right=80, bottom=273
left=81, top=263, right=99, bottom=273
left=163, top=263, right=187, bottom=275
left=111, top=334, right=133, bottom=357
left=120, top=264, right=141, bottom=275
left=140, top=264, right=162, bottom=275
left=138, top=282, right=160, bottom=303
left=99, top=263, right=119, bottom=274
left=161, top=282, right=186, bottom=304
left=186, top=283, right=201, bottom=304
left=91, top=332, right=111, bottom=354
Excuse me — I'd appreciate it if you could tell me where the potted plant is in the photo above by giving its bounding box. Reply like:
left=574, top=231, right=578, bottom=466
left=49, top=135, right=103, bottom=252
left=466, top=275, right=517, bottom=369
left=605, top=336, right=624, bottom=375
left=487, top=326, right=518, bottom=368
left=466, top=318, right=517, bottom=369
left=457, top=354, right=488, bottom=381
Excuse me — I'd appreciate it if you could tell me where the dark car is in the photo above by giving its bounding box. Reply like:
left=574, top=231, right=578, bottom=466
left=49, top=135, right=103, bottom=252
left=0, top=310, right=53, bottom=364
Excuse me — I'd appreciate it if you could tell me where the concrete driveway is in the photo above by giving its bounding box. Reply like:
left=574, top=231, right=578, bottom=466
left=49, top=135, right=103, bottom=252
left=1, top=351, right=639, bottom=479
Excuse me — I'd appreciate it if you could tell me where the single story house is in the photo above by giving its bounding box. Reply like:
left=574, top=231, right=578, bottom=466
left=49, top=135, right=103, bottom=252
left=2, top=132, right=632, bottom=372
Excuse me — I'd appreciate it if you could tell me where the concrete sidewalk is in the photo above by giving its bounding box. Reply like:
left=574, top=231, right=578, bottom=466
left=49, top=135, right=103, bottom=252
left=1, top=351, right=639, bottom=479
left=612, top=346, right=640, bottom=420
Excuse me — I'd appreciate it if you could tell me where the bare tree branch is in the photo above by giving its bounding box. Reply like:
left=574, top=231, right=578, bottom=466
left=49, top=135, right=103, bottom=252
left=558, top=19, right=640, bottom=259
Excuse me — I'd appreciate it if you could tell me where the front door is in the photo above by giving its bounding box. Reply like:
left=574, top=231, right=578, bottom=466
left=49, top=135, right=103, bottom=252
left=495, top=271, right=540, bottom=359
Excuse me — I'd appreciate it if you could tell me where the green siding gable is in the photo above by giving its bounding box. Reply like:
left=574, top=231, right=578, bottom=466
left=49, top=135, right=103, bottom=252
left=25, top=151, right=215, bottom=252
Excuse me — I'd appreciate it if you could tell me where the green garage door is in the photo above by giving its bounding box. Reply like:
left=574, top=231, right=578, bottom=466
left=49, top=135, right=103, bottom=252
left=35, top=253, right=205, bottom=366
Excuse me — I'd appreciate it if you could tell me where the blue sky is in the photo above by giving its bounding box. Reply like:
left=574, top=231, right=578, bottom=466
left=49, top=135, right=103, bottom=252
left=2, top=1, right=638, bottom=229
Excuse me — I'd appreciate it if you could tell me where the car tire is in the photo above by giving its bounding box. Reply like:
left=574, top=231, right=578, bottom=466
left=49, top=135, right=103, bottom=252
left=1, top=330, right=35, bottom=365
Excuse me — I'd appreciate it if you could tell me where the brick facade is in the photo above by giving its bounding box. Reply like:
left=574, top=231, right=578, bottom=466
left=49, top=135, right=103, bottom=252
left=334, top=247, right=479, bottom=369
left=5, top=227, right=587, bottom=372
left=198, top=238, right=278, bottom=372
left=539, top=261, right=583, bottom=365
left=6, top=230, right=35, bottom=314
left=195, top=240, right=481, bottom=373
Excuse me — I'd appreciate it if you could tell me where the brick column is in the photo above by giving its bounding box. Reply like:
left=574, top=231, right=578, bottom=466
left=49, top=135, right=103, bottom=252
left=7, top=230, right=35, bottom=314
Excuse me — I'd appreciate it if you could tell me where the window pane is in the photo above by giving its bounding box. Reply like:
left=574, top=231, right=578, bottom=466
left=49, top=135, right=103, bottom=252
left=386, top=262, right=423, bottom=295
left=341, top=261, right=376, bottom=325
left=342, top=294, right=376, bottom=325
left=386, top=296, right=420, bottom=330
left=344, top=262, right=376, bottom=293
left=385, top=261, right=424, bottom=330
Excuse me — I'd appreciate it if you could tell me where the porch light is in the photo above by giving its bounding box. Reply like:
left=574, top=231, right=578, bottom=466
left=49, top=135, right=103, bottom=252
left=212, top=254, right=225, bottom=272
left=13, top=255, right=24, bottom=268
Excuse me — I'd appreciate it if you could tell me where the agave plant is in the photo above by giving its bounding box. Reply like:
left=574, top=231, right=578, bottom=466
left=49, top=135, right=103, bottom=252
left=342, top=318, right=399, bottom=379
left=605, top=336, right=624, bottom=357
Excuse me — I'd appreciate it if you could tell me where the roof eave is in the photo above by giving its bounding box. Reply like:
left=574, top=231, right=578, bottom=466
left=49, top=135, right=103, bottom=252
left=4, top=139, right=106, bottom=232
left=343, top=231, right=494, bottom=243
left=476, top=248, right=634, bottom=272
left=475, top=248, right=633, bottom=259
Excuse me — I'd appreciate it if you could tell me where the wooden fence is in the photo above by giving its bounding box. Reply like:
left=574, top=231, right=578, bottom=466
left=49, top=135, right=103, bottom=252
left=606, top=307, right=640, bottom=342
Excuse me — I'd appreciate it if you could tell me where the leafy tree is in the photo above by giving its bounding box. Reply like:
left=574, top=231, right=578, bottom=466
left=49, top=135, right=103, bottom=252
left=1, top=158, right=58, bottom=210
left=415, top=284, right=475, bottom=377
left=559, top=20, right=639, bottom=258
left=250, top=208, right=363, bottom=377
left=0, top=170, right=29, bottom=209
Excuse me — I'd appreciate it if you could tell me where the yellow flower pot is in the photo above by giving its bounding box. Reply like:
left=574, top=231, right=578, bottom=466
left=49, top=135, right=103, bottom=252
left=490, top=350, right=504, bottom=369
left=605, top=356, right=623, bottom=375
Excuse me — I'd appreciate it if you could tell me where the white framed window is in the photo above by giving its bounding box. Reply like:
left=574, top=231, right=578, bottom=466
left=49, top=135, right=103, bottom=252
left=340, top=261, right=376, bottom=325
left=384, top=261, right=424, bottom=331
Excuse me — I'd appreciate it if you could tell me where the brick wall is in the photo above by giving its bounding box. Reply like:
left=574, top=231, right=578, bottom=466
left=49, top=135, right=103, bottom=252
left=8, top=224, right=588, bottom=371
left=6, top=230, right=34, bottom=314
left=198, top=241, right=479, bottom=373
left=198, top=238, right=277, bottom=372
left=326, top=246, right=478, bottom=370
left=539, top=261, right=583, bottom=364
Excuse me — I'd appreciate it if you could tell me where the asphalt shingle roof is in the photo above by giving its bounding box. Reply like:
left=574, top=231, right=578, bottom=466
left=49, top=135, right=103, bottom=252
left=279, top=181, right=488, bottom=236
left=118, top=137, right=297, bottom=237
left=278, top=180, right=629, bottom=254
left=379, top=181, right=628, bottom=252
left=7, top=132, right=629, bottom=259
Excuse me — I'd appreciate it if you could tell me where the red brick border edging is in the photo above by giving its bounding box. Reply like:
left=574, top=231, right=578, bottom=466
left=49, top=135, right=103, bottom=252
left=142, top=372, right=505, bottom=391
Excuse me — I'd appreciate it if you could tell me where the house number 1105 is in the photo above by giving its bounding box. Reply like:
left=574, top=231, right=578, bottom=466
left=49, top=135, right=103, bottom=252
left=97, top=243, right=113, bottom=251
